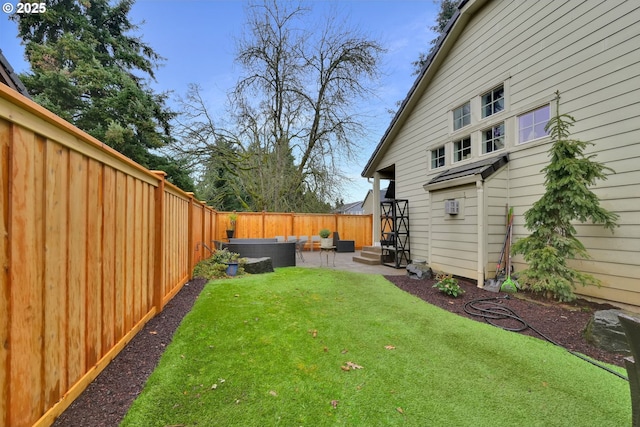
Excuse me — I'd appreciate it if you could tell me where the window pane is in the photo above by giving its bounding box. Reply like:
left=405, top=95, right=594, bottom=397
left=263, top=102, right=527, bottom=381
left=519, top=113, right=533, bottom=128
left=536, top=105, right=550, bottom=122
left=431, top=146, right=445, bottom=168
left=534, top=123, right=546, bottom=139
left=453, top=102, right=470, bottom=131
left=453, top=137, right=470, bottom=162
left=518, top=105, right=550, bottom=143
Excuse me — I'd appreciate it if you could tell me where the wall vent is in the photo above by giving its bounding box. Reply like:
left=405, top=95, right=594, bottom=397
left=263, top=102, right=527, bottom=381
left=444, top=199, right=459, bottom=215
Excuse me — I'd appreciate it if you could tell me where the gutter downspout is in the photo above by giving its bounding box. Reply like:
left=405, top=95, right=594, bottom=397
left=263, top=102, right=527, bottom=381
left=476, top=179, right=485, bottom=287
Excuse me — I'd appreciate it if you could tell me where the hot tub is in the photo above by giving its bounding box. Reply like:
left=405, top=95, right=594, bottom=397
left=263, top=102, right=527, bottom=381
left=219, top=238, right=296, bottom=268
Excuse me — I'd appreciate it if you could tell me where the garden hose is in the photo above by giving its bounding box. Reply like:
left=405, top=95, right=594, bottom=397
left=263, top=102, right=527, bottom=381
left=463, top=295, right=628, bottom=381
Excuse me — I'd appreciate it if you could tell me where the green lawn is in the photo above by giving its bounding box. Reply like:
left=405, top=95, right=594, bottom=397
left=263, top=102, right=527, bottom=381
left=121, top=268, right=630, bottom=427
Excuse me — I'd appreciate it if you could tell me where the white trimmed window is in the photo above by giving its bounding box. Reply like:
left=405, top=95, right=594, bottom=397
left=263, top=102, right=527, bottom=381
left=431, top=146, right=445, bottom=169
left=481, top=85, right=504, bottom=118
left=453, top=137, right=471, bottom=162
left=453, top=102, right=471, bottom=131
left=518, top=105, right=550, bottom=143
left=482, top=123, right=504, bottom=154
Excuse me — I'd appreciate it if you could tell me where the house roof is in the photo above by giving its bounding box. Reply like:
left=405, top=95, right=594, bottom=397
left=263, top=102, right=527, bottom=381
left=334, top=200, right=364, bottom=214
left=361, top=0, right=488, bottom=178
left=424, top=154, right=508, bottom=190
left=0, top=49, right=30, bottom=98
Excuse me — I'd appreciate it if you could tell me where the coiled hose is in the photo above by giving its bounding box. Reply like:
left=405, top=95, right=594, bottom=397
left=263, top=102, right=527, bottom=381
left=463, top=295, right=628, bottom=381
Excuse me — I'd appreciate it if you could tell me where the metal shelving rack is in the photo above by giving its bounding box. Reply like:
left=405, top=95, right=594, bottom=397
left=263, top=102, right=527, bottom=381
left=380, top=199, right=410, bottom=268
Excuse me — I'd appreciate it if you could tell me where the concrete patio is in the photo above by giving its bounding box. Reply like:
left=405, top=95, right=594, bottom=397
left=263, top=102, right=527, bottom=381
left=294, top=248, right=407, bottom=276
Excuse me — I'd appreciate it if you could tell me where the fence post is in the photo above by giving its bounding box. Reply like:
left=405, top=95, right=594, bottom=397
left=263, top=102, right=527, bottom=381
left=619, top=313, right=640, bottom=427
left=151, top=171, right=166, bottom=313
left=186, top=192, right=195, bottom=275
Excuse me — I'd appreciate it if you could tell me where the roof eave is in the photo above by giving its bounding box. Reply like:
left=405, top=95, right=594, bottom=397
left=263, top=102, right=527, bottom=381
left=361, top=0, right=488, bottom=178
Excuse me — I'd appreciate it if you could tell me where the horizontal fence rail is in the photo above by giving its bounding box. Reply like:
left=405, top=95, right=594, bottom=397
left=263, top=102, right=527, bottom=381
left=0, top=84, right=373, bottom=427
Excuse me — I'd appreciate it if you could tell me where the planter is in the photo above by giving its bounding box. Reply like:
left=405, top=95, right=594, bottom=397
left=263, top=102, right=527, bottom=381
left=320, top=238, right=333, bottom=249
left=226, top=262, right=239, bottom=276
left=226, top=229, right=235, bottom=239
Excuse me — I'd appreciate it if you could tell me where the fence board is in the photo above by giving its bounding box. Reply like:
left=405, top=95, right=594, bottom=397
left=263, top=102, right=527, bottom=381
left=86, top=158, right=103, bottom=368
left=67, top=150, right=87, bottom=390
left=102, top=166, right=116, bottom=354
left=43, top=139, right=68, bottom=408
left=124, top=175, right=135, bottom=333
left=0, top=119, right=9, bottom=427
left=9, top=126, right=43, bottom=426
left=114, top=171, right=126, bottom=343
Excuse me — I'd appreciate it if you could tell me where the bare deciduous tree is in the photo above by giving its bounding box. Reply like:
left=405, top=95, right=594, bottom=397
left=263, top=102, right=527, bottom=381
left=174, top=0, right=384, bottom=212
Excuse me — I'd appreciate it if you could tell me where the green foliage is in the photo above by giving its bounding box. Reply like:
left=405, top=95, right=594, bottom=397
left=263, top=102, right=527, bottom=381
left=319, top=228, right=331, bottom=238
left=412, top=0, right=457, bottom=75
left=433, top=273, right=464, bottom=298
left=13, top=0, right=193, bottom=191
left=511, top=93, right=618, bottom=301
left=192, top=249, right=245, bottom=279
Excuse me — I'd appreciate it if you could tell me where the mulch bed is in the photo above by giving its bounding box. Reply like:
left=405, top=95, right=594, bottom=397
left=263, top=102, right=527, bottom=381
left=52, top=275, right=626, bottom=426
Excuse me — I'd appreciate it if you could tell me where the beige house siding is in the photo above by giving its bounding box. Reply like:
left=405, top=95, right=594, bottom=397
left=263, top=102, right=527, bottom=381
left=429, top=184, right=478, bottom=279
left=484, top=167, right=509, bottom=276
left=364, top=0, right=639, bottom=309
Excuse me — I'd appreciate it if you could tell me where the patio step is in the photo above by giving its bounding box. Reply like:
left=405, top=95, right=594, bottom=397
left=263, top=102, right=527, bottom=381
left=353, top=246, right=382, bottom=265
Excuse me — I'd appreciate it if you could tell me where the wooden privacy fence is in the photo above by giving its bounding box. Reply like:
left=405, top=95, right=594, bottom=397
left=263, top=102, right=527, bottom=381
left=0, top=84, right=218, bottom=427
left=0, top=84, right=373, bottom=427
left=215, top=211, right=372, bottom=249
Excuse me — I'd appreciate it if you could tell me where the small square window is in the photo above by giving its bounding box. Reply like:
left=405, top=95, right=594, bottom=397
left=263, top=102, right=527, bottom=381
left=453, top=102, right=471, bottom=131
left=431, top=146, right=445, bottom=169
left=453, top=137, right=471, bottom=162
left=518, top=105, right=550, bottom=143
left=481, top=85, right=504, bottom=118
left=482, top=123, right=504, bottom=154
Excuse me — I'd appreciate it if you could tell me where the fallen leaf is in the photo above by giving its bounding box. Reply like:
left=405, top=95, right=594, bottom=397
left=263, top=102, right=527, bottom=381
left=331, top=400, right=339, bottom=409
left=542, top=381, right=548, bottom=387
left=346, top=361, right=363, bottom=369
left=211, top=384, right=218, bottom=390
left=234, top=294, right=240, bottom=298
left=341, top=349, right=349, bottom=354
left=219, top=378, right=225, bottom=383
left=397, top=407, right=404, bottom=414
left=448, top=301, right=455, bottom=305
left=323, top=346, right=328, bottom=352
left=341, top=365, right=350, bottom=371
left=308, top=329, right=318, bottom=338
left=269, top=390, right=278, bottom=396
left=180, top=354, right=185, bottom=359
left=149, top=330, right=157, bottom=335
left=384, top=345, right=396, bottom=350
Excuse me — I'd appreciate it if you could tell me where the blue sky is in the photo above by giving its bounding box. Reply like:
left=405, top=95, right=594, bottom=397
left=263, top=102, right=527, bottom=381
left=0, top=0, right=440, bottom=202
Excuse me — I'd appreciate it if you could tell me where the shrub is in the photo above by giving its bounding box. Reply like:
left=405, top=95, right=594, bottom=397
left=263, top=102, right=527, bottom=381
left=433, top=273, right=464, bottom=298
left=193, top=248, right=246, bottom=279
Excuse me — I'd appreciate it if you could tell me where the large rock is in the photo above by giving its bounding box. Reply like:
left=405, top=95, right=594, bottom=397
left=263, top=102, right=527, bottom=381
left=244, top=257, right=274, bottom=274
left=406, top=261, right=433, bottom=280
left=585, top=309, right=640, bottom=354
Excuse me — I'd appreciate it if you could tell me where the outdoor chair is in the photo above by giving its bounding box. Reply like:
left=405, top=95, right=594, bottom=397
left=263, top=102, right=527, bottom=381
left=287, top=236, right=297, bottom=242
left=310, top=235, right=321, bottom=251
left=332, top=231, right=355, bottom=253
left=295, top=237, right=307, bottom=262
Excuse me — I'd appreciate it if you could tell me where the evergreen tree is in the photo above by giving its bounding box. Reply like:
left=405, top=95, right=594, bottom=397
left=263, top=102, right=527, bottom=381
left=12, top=0, right=194, bottom=191
left=511, top=92, right=618, bottom=301
left=411, top=0, right=458, bottom=75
